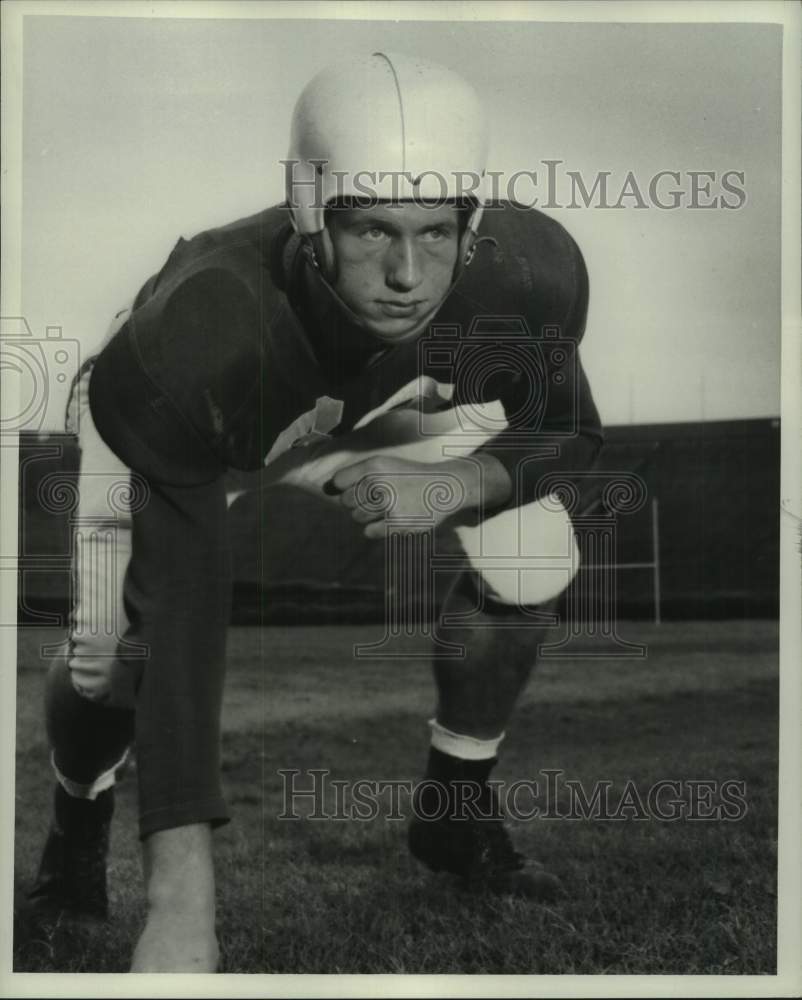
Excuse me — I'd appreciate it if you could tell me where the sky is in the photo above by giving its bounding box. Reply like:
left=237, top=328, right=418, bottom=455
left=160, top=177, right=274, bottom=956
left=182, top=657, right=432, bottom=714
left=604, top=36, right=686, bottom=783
left=17, top=13, right=782, bottom=429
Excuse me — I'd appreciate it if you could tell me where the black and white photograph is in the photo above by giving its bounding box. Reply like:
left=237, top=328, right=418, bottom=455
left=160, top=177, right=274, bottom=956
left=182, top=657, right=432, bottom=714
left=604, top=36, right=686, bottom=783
left=1, top=0, right=800, bottom=994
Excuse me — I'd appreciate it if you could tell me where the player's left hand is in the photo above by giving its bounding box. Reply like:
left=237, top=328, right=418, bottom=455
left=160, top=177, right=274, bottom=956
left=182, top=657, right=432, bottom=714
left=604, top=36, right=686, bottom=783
left=330, top=455, right=505, bottom=539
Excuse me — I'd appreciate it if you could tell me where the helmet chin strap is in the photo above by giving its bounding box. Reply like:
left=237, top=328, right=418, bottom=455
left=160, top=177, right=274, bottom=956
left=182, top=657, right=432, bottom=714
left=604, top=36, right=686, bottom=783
left=303, top=226, right=485, bottom=344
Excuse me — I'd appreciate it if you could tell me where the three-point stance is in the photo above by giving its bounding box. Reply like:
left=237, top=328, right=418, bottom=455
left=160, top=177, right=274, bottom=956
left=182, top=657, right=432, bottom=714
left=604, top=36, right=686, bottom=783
left=30, top=53, right=604, bottom=971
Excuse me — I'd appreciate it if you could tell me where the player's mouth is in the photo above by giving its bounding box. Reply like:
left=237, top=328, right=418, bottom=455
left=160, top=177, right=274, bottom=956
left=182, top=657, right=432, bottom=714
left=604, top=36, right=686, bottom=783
left=376, top=299, right=424, bottom=319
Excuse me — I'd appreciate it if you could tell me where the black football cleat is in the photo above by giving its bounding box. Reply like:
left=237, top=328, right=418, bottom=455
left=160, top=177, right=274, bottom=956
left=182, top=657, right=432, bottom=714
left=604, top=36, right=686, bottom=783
left=28, top=784, right=113, bottom=921
left=408, top=784, right=563, bottom=901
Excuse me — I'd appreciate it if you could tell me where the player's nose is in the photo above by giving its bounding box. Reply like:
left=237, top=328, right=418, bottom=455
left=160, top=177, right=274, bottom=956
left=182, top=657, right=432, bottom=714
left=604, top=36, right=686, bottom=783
left=384, top=239, right=423, bottom=292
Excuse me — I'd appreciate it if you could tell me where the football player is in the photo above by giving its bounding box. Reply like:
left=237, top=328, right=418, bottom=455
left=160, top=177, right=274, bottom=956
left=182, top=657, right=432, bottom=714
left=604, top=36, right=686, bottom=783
left=29, top=52, right=603, bottom=971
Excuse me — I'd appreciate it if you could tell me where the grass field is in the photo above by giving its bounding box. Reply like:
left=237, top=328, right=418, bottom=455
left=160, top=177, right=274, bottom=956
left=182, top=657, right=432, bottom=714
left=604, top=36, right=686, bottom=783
left=13, top=619, right=778, bottom=974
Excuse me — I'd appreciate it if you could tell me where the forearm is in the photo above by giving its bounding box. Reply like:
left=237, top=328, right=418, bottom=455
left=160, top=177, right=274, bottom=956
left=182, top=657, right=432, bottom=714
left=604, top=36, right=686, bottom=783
left=448, top=452, right=513, bottom=514
left=478, top=430, right=604, bottom=510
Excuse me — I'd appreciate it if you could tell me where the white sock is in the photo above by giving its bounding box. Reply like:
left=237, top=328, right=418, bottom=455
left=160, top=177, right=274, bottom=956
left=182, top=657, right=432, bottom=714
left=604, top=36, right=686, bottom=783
left=429, top=718, right=505, bottom=761
left=51, top=748, right=129, bottom=800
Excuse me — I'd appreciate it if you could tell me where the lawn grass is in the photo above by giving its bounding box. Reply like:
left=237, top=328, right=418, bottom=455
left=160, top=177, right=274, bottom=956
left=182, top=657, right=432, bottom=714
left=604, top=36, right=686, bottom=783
left=13, top=620, right=778, bottom=974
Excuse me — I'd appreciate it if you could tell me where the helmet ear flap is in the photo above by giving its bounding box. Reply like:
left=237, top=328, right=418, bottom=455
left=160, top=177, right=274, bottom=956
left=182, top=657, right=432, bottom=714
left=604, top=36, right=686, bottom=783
left=307, top=230, right=337, bottom=283
left=456, top=202, right=485, bottom=273
left=460, top=227, right=478, bottom=268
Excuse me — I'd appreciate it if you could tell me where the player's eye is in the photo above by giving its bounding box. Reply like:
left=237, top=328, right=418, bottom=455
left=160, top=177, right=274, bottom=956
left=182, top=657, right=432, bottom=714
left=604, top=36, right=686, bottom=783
left=361, top=227, right=388, bottom=242
left=422, top=227, right=451, bottom=241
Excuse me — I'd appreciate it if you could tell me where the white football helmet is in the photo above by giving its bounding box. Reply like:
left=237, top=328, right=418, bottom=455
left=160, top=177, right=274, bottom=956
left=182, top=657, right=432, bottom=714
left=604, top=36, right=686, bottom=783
left=286, top=52, right=490, bottom=282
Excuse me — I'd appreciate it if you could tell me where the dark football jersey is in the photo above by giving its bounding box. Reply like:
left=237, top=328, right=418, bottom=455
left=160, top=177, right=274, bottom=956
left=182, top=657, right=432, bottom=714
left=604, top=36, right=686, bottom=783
left=88, top=202, right=603, bottom=507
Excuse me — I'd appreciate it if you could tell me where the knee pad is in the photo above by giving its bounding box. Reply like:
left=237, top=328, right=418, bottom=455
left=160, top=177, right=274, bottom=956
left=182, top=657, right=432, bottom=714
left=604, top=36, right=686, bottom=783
left=456, top=494, right=580, bottom=607
left=65, top=648, right=141, bottom=710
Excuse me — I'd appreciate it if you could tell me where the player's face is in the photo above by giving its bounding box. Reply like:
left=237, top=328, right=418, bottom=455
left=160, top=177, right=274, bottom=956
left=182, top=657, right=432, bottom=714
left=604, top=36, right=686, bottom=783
left=327, top=202, right=461, bottom=342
